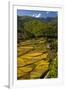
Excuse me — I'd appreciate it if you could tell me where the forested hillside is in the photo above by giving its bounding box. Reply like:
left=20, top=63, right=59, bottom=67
left=17, top=16, right=57, bottom=43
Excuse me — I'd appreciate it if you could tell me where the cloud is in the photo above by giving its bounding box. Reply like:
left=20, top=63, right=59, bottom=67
left=35, top=13, right=41, bottom=18
left=32, top=13, right=41, bottom=18
left=46, top=11, right=50, bottom=14
left=32, top=14, right=35, bottom=17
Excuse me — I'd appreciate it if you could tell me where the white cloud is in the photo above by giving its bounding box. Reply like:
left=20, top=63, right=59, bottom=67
left=35, top=13, right=41, bottom=18
left=32, top=13, right=41, bottom=18
left=32, top=14, right=35, bottom=17
left=46, top=11, right=50, bottom=14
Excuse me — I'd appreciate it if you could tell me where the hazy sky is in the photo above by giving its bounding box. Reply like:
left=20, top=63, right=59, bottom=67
left=17, top=9, right=58, bottom=18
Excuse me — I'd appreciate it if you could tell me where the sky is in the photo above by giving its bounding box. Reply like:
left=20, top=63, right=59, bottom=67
left=17, top=9, right=58, bottom=18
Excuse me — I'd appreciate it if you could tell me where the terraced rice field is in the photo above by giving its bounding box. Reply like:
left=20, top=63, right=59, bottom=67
left=17, top=38, right=56, bottom=80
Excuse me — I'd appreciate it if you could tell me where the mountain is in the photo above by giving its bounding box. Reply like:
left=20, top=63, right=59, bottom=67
left=17, top=16, right=57, bottom=23
left=17, top=16, right=57, bottom=43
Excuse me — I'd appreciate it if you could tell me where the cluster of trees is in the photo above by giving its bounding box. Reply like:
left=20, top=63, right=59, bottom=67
left=17, top=16, right=57, bottom=43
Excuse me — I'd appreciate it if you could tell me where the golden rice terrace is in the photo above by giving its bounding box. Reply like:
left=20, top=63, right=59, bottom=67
left=17, top=38, right=58, bottom=79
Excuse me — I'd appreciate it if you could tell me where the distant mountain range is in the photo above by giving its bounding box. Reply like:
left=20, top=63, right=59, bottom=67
left=17, top=16, right=57, bottom=23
